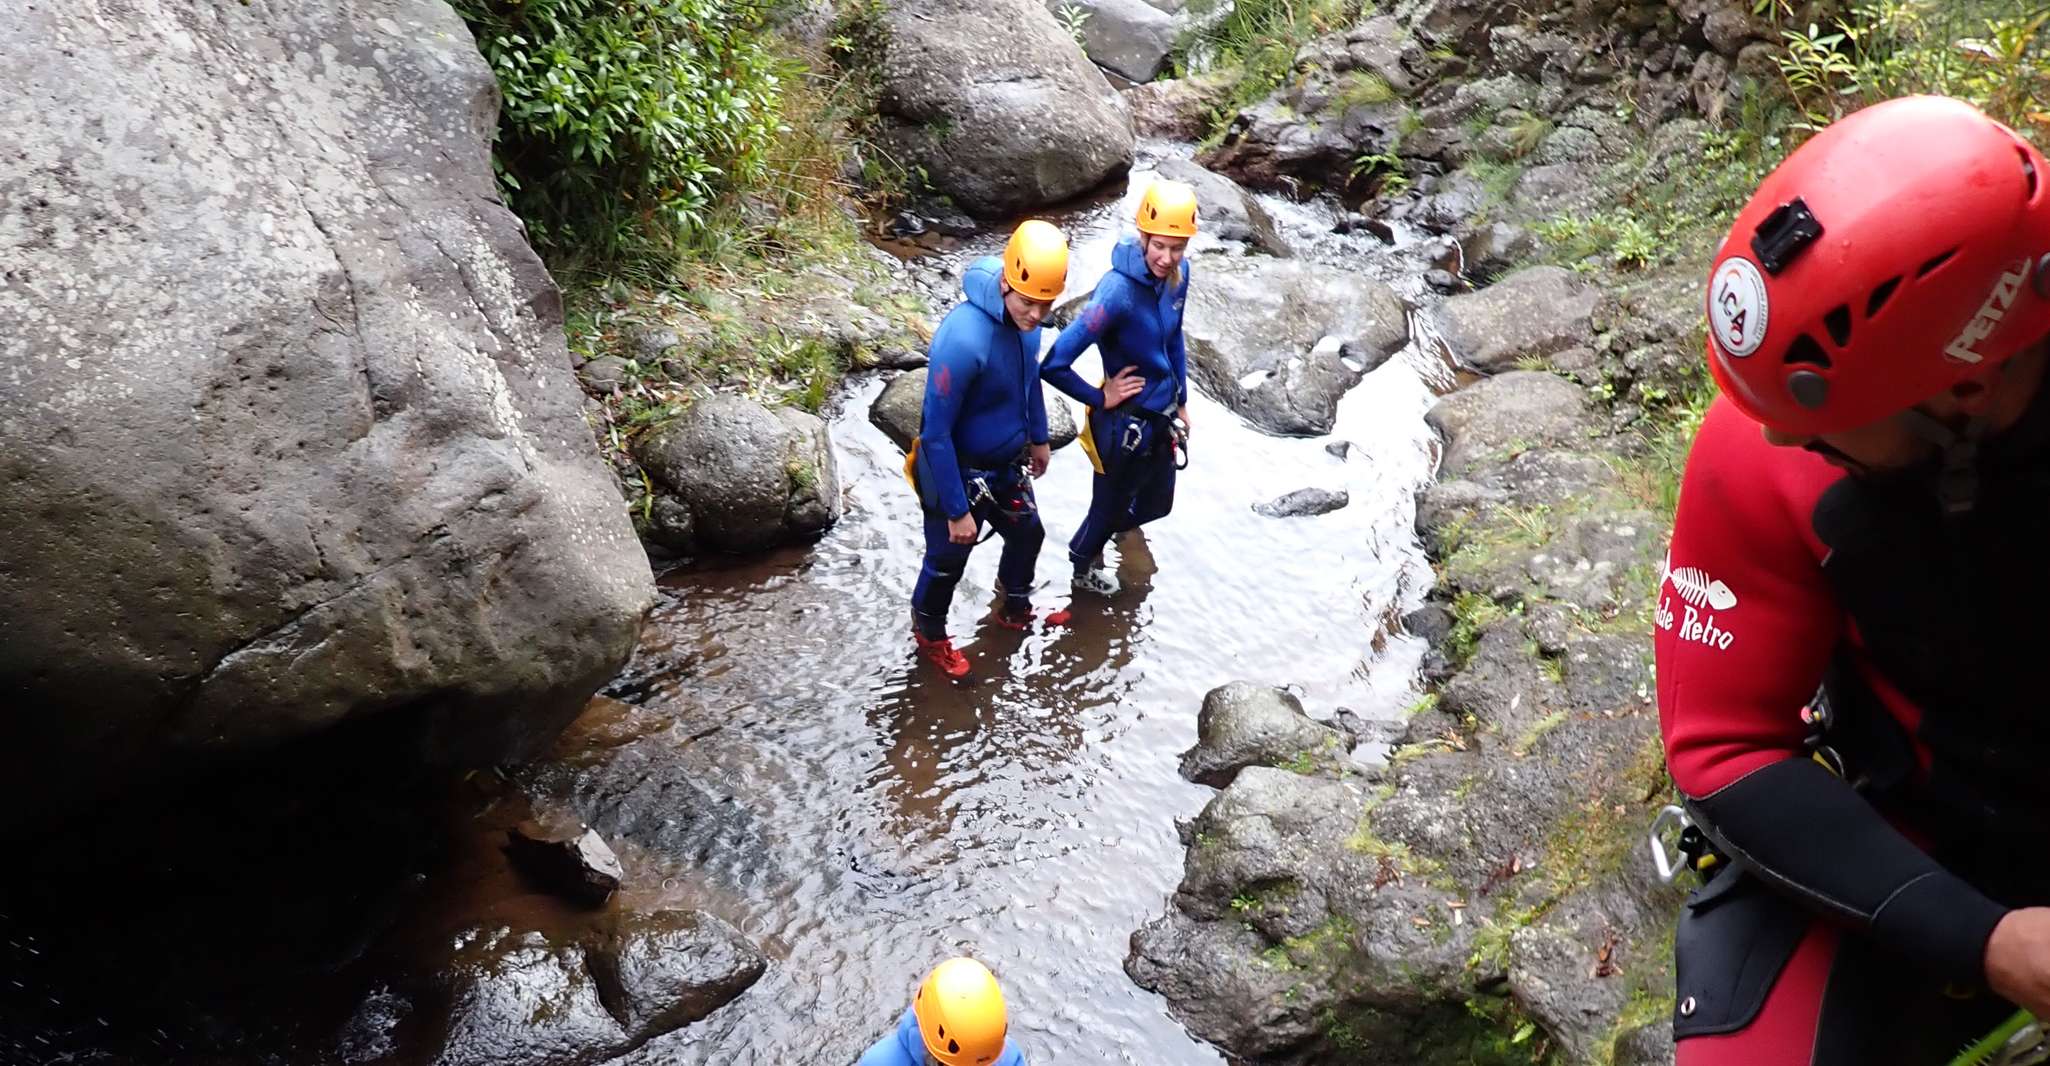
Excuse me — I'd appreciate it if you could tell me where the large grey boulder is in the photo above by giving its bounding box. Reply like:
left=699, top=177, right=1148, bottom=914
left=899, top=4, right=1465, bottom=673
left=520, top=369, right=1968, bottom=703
left=1432, top=266, right=1599, bottom=373
left=632, top=395, right=842, bottom=555
left=1153, top=158, right=1292, bottom=257
left=1184, top=259, right=1410, bottom=436
left=881, top=0, right=1136, bottom=217
left=0, top=0, right=654, bottom=835
left=868, top=369, right=1080, bottom=453
left=1048, top=0, right=1178, bottom=83
left=1425, top=370, right=1597, bottom=477
left=1179, top=683, right=1354, bottom=787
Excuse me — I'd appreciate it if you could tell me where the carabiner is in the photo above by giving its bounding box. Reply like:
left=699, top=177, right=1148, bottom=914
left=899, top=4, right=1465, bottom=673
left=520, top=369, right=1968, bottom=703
left=1648, top=804, right=1691, bottom=885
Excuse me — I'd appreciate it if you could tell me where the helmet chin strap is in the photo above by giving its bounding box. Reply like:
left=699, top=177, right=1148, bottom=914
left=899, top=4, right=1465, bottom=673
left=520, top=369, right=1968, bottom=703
left=1898, top=408, right=1989, bottom=515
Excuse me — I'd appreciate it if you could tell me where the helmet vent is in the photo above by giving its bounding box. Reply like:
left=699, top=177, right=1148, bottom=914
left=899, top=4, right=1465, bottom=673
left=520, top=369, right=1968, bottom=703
left=1823, top=305, right=1853, bottom=348
left=1784, top=332, right=1832, bottom=369
left=1917, top=248, right=1958, bottom=278
left=1866, top=276, right=1902, bottom=318
left=2023, top=149, right=2040, bottom=202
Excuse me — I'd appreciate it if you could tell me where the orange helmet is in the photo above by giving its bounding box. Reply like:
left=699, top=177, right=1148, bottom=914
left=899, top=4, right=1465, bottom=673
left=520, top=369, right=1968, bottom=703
left=1137, top=180, right=1199, bottom=237
left=913, top=958, right=1008, bottom=1066
left=1003, top=220, right=1069, bottom=302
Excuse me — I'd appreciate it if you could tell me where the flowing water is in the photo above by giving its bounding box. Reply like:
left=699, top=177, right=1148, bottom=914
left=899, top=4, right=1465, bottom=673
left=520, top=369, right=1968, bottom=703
left=594, top=145, right=1458, bottom=1064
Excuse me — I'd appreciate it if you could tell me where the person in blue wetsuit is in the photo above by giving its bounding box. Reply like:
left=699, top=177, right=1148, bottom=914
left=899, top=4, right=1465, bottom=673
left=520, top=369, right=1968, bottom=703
left=857, top=957, right=1025, bottom=1066
left=905, top=220, right=1071, bottom=678
left=1040, top=179, right=1198, bottom=597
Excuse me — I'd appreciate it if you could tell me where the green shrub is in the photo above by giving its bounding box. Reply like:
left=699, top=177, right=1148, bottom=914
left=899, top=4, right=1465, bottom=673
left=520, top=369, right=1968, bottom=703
left=1764, top=0, right=2050, bottom=135
left=453, top=0, right=784, bottom=265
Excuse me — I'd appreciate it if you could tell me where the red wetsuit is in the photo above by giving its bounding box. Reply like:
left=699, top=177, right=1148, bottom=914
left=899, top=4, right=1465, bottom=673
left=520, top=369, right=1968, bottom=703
left=1658, top=397, right=2050, bottom=1063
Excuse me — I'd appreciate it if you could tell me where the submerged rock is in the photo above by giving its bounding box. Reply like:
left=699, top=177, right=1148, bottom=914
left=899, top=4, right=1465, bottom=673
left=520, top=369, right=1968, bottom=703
left=632, top=394, right=842, bottom=555
left=1253, top=487, right=1350, bottom=518
left=0, top=0, right=654, bottom=837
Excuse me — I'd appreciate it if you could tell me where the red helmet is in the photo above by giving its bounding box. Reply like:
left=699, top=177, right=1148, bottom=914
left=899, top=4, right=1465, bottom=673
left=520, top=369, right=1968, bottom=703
left=1706, top=96, right=2050, bottom=435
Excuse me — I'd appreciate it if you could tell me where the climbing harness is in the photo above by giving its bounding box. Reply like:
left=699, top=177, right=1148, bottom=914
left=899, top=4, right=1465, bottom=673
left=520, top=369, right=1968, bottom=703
left=1647, top=804, right=1724, bottom=885
left=966, top=458, right=1036, bottom=546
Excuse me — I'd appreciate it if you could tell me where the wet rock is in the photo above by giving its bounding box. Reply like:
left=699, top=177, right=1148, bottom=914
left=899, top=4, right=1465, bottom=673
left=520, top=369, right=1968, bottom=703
left=1049, top=0, right=1177, bottom=83
left=1325, top=440, right=1353, bottom=459
left=1333, top=213, right=1396, bottom=243
left=1425, top=371, right=1597, bottom=477
left=632, top=394, right=842, bottom=554
left=869, top=345, right=929, bottom=370
left=1432, top=266, right=1599, bottom=373
left=868, top=369, right=1079, bottom=454
left=888, top=210, right=928, bottom=238
left=586, top=910, right=766, bottom=1042
left=1403, top=604, right=1454, bottom=645
left=1179, top=683, right=1353, bottom=788
left=879, top=0, right=1135, bottom=217
left=1153, top=157, right=1293, bottom=257
left=1183, top=258, right=1410, bottom=436
left=643, top=496, right=696, bottom=555
left=0, top=0, right=656, bottom=833
left=1254, top=487, right=1349, bottom=518
left=374, top=909, right=763, bottom=1066
left=1123, top=75, right=1234, bottom=140
left=579, top=356, right=632, bottom=395
left=1536, top=124, right=1606, bottom=166
left=1425, top=269, right=1463, bottom=294
left=505, top=822, right=625, bottom=908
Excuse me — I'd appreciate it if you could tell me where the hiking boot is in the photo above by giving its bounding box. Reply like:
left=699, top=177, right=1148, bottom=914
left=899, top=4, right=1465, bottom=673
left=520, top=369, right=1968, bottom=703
left=913, top=631, right=970, bottom=677
left=1072, top=566, right=1120, bottom=597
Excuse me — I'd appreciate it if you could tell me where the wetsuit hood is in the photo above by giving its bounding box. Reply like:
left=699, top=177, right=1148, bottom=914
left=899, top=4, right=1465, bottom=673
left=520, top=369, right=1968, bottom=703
left=1110, top=237, right=1160, bottom=287
left=963, top=256, right=1009, bottom=325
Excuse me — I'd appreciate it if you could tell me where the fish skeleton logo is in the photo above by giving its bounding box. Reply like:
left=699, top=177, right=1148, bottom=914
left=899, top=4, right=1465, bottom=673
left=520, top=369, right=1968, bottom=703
left=1945, top=262, right=2030, bottom=365
left=1666, top=564, right=1738, bottom=610
left=1658, top=556, right=1739, bottom=651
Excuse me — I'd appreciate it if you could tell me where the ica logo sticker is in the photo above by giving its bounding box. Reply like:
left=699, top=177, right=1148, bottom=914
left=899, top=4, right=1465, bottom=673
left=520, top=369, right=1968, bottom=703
left=1710, top=257, right=1770, bottom=359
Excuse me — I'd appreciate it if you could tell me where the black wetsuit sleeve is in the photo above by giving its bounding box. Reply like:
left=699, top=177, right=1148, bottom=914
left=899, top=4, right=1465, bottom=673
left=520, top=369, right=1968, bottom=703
left=1688, top=757, right=2008, bottom=983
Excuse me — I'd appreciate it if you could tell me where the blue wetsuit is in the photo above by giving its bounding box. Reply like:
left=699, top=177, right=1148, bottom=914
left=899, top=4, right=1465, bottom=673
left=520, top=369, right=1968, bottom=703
left=856, top=1006, right=1026, bottom=1066
left=909, top=256, right=1050, bottom=639
left=1041, top=237, right=1189, bottom=571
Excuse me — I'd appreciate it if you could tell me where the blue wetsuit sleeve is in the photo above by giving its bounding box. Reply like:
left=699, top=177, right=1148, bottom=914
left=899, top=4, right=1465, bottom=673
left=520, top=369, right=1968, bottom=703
left=1173, top=267, right=1190, bottom=409
left=919, top=320, right=976, bottom=520
left=1028, top=356, right=1050, bottom=446
left=1042, top=288, right=1116, bottom=409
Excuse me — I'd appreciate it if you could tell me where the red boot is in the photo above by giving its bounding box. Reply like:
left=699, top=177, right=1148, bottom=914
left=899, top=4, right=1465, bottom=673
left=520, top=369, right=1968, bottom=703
left=913, top=630, right=970, bottom=677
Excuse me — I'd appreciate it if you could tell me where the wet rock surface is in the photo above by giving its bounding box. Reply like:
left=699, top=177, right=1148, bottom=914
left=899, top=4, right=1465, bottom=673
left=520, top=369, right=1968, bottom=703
left=1183, top=258, right=1411, bottom=437
left=879, top=0, right=1136, bottom=216
left=1432, top=267, right=1600, bottom=373
left=0, top=0, right=654, bottom=839
left=1179, top=682, right=1357, bottom=788
left=506, top=822, right=626, bottom=908
left=362, top=909, right=763, bottom=1066
left=1253, top=488, right=1351, bottom=518
left=632, top=395, right=843, bottom=556
left=867, top=368, right=1081, bottom=454
left=1153, top=157, right=1295, bottom=258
